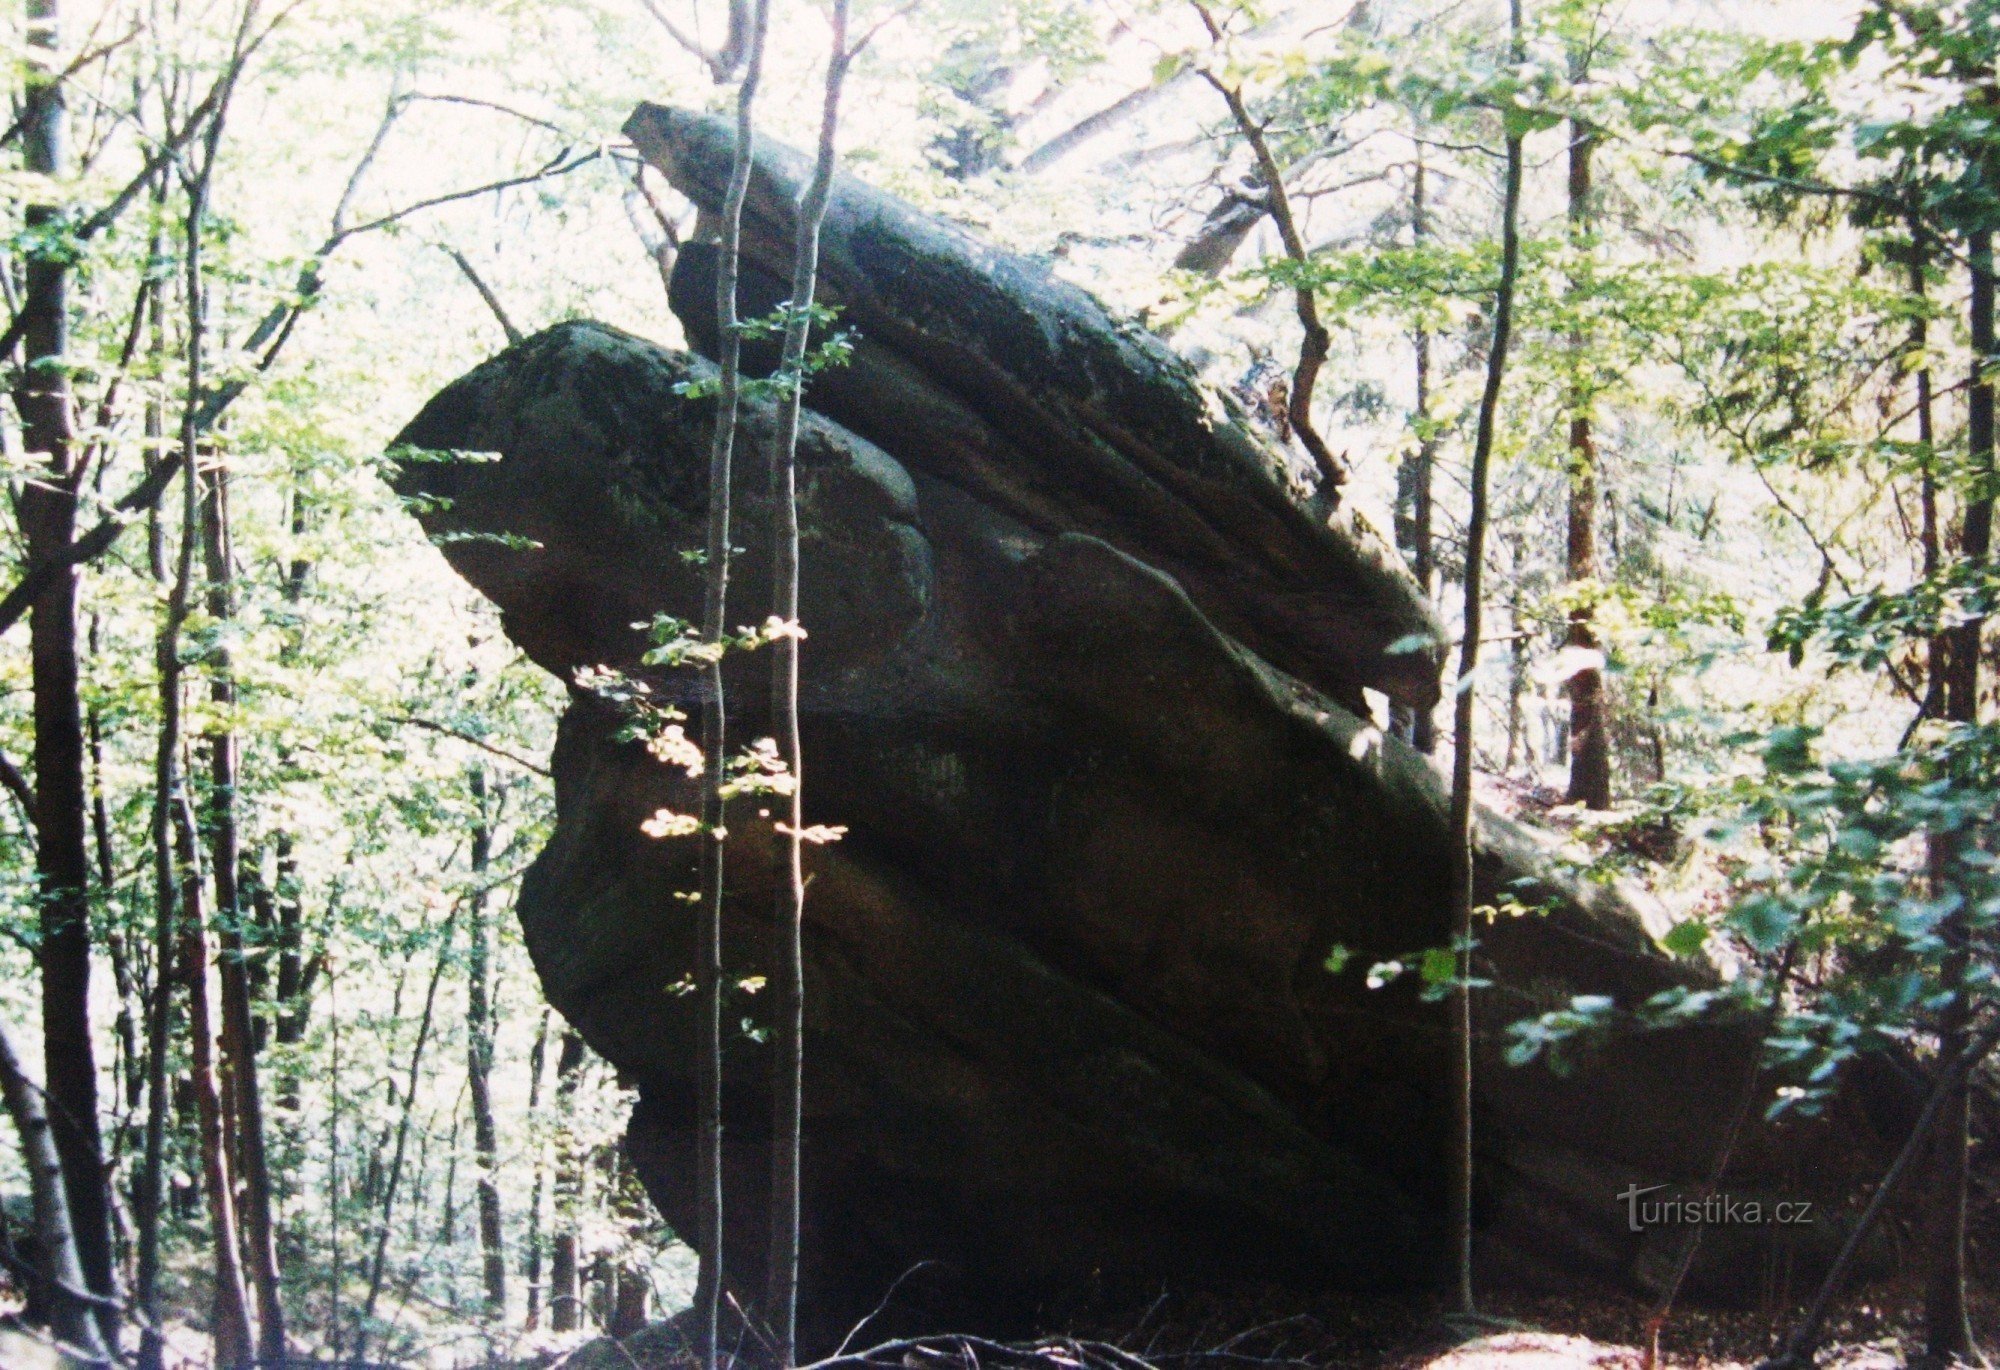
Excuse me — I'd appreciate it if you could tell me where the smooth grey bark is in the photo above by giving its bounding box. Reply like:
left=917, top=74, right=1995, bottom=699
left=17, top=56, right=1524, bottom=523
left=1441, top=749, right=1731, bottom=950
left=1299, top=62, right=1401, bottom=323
left=0, top=1014, right=107, bottom=1362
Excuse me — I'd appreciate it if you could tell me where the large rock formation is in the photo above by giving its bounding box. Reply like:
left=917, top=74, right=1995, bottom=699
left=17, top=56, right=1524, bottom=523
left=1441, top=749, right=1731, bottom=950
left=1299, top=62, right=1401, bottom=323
left=390, top=108, right=1900, bottom=1342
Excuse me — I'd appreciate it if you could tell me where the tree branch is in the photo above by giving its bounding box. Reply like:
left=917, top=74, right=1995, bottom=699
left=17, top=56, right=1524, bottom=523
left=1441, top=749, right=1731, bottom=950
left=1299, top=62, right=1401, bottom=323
left=1192, top=5, right=1344, bottom=492
left=394, top=715, right=549, bottom=778
left=0, top=141, right=598, bottom=646
left=439, top=247, right=524, bottom=345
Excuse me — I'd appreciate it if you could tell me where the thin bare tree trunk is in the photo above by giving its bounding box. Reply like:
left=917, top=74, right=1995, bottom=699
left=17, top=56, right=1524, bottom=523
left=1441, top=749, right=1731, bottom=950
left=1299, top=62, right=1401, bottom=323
left=1194, top=3, right=1344, bottom=492
left=178, top=137, right=252, bottom=1363
left=0, top=1013, right=109, bottom=1362
left=355, top=910, right=456, bottom=1360
left=764, top=6, right=852, bottom=1359
left=86, top=620, right=141, bottom=1113
left=1447, top=0, right=1526, bottom=1315
left=523, top=1006, right=551, bottom=1331
left=1395, top=145, right=1438, bottom=754
left=466, top=767, right=508, bottom=1319
left=1563, top=104, right=1611, bottom=809
left=273, top=484, right=314, bottom=1061
left=550, top=1028, right=585, bottom=1333
left=202, top=446, right=287, bottom=1364
left=694, top=4, right=772, bottom=1363
left=175, top=788, right=255, bottom=1368
left=134, top=267, right=193, bottom=1370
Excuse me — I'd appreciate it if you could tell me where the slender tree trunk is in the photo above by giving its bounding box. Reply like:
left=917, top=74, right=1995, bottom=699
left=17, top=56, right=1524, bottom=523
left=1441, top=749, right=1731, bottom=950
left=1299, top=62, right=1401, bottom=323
left=135, top=447, right=194, bottom=1370
left=1916, top=229, right=1944, bottom=726
left=1194, top=9, right=1344, bottom=491
left=523, top=1006, right=551, bottom=1331
left=325, top=970, right=345, bottom=1359
left=201, top=445, right=287, bottom=1364
left=694, top=5, right=772, bottom=1362
left=17, top=0, right=117, bottom=1335
left=86, top=625, right=141, bottom=1113
left=438, top=1094, right=462, bottom=1248
left=355, top=911, right=455, bottom=1359
left=273, top=487, right=313, bottom=1060
left=764, top=7, right=851, bottom=1359
left=609, top=1149, right=650, bottom=1339
left=170, top=167, right=256, bottom=1361
left=273, top=834, right=306, bottom=1047
left=0, top=1015, right=108, bottom=1362
left=550, top=1028, right=585, bottom=1334
left=1394, top=145, right=1438, bottom=754
left=1446, top=2, right=1526, bottom=1315
left=176, top=788, right=256, bottom=1369
left=466, top=767, right=508, bottom=1320
left=1922, top=224, right=1992, bottom=1369
left=1563, top=108, right=1611, bottom=810
left=1504, top=538, right=1527, bottom=777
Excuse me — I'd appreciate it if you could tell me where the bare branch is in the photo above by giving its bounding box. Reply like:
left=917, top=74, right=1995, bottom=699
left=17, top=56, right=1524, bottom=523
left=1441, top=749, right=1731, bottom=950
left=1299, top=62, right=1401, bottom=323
left=331, top=147, right=598, bottom=244
left=403, top=91, right=568, bottom=136
left=0, top=24, right=143, bottom=154
left=396, top=714, right=549, bottom=777
left=637, top=0, right=754, bottom=83
left=330, top=82, right=410, bottom=238
left=439, top=246, right=525, bottom=346
left=1191, top=6, right=1344, bottom=491
left=0, top=139, right=598, bottom=647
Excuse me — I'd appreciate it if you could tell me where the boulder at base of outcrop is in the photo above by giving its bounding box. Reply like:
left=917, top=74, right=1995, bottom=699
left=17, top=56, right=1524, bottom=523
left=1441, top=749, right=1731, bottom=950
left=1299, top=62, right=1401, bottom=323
left=389, top=106, right=1907, bottom=1348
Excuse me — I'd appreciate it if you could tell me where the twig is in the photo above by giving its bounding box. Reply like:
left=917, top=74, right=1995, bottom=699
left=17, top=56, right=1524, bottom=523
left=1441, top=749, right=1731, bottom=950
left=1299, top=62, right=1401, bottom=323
left=0, top=25, right=143, bottom=153
left=832, top=1261, right=941, bottom=1356
left=637, top=0, right=754, bottom=84
left=438, top=246, right=524, bottom=345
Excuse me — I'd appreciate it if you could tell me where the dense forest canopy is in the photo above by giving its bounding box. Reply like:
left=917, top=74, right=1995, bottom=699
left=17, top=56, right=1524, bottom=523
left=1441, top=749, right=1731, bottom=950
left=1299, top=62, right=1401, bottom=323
left=0, top=0, right=1993, bottom=1366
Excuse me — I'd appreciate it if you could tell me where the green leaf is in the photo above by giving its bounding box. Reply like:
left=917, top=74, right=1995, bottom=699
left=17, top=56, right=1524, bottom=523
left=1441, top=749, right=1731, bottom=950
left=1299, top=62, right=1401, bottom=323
left=1729, top=894, right=1796, bottom=954
left=1661, top=920, right=1709, bottom=957
left=1419, top=945, right=1458, bottom=986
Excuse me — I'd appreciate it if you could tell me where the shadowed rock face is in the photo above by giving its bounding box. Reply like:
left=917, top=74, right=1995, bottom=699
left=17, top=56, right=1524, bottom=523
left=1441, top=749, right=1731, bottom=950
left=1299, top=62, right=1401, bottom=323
left=388, top=110, right=1901, bottom=1343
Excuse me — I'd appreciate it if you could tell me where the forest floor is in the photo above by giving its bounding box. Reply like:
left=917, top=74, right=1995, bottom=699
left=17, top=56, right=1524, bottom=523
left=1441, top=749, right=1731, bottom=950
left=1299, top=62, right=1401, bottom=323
left=1095, top=1288, right=1971, bottom=1370
left=542, top=1283, right=1993, bottom=1370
